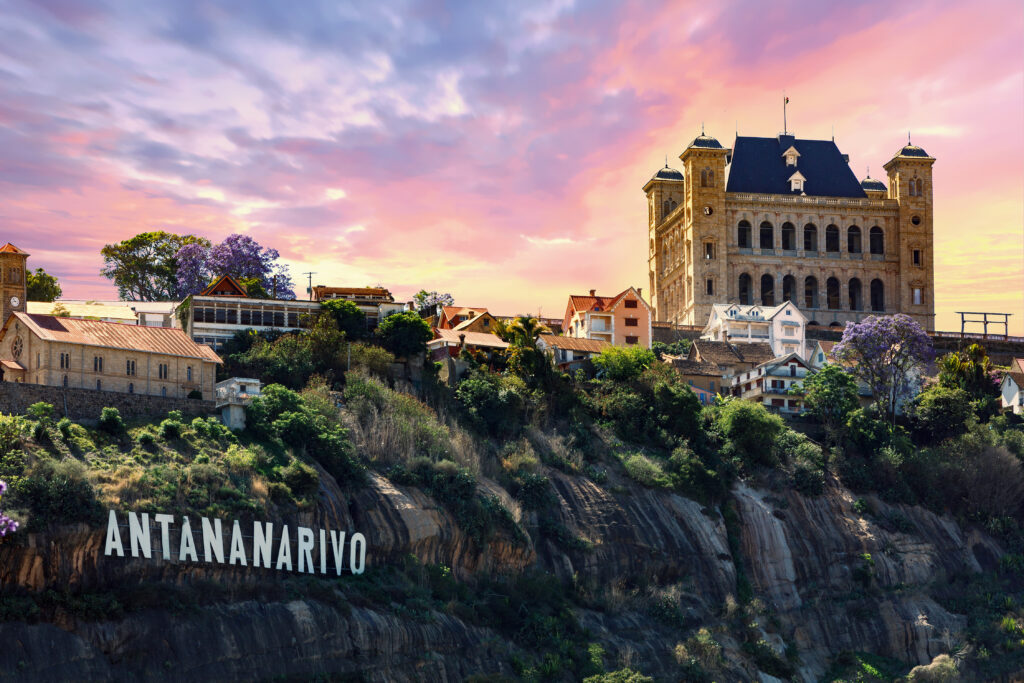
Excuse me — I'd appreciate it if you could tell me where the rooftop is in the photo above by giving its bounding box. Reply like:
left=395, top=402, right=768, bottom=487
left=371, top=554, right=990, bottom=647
left=537, top=334, right=611, bottom=354
left=725, top=134, right=866, bottom=198
left=690, top=339, right=776, bottom=367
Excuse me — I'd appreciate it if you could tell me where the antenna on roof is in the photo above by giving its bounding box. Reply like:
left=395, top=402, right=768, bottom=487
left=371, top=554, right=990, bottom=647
left=665, top=154, right=668, bottom=168
left=866, top=165, right=870, bottom=178
left=701, top=121, right=705, bottom=135
left=783, top=92, right=788, bottom=134
left=302, top=271, right=316, bottom=300
left=908, top=130, right=912, bottom=144
left=831, top=124, right=834, bottom=141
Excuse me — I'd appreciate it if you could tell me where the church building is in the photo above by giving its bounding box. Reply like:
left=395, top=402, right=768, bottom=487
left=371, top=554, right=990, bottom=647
left=644, top=130, right=936, bottom=330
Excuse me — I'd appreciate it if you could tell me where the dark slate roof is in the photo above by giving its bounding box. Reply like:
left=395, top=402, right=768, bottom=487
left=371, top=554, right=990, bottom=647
left=725, top=134, right=867, bottom=198
left=895, top=144, right=931, bottom=158
left=861, top=176, right=887, bottom=192
left=688, top=340, right=776, bottom=367
left=689, top=134, right=723, bottom=149
left=651, top=165, right=684, bottom=181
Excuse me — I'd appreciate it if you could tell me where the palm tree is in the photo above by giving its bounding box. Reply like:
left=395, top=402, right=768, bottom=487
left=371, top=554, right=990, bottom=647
left=494, top=316, right=550, bottom=349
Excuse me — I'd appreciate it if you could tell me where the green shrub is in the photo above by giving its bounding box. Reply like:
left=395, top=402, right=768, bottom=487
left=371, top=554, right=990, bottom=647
left=792, top=462, right=825, bottom=495
left=455, top=369, right=525, bottom=438
left=514, top=472, right=552, bottom=511
left=27, top=402, right=55, bottom=422
left=56, top=418, right=72, bottom=440
left=281, top=460, right=319, bottom=498
left=159, top=419, right=184, bottom=440
left=623, top=453, right=669, bottom=488
left=715, top=399, right=784, bottom=468
left=592, top=346, right=656, bottom=382
left=583, top=669, right=653, bottom=683
left=910, top=386, right=973, bottom=444
left=10, top=459, right=104, bottom=529
left=97, top=407, right=125, bottom=435
left=136, top=431, right=156, bottom=447
left=666, top=444, right=725, bottom=502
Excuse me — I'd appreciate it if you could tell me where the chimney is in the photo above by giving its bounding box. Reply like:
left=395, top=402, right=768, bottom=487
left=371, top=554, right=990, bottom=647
left=637, top=287, right=643, bottom=298
left=589, top=289, right=596, bottom=296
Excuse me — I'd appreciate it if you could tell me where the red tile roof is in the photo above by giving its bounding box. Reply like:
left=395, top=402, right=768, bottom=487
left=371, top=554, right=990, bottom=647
left=429, top=329, right=509, bottom=349
left=4, top=313, right=221, bottom=363
left=0, top=243, right=28, bottom=255
left=200, top=274, right=248, bottom=297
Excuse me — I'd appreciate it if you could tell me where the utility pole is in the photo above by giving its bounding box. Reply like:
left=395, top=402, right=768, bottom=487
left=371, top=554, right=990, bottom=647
left=303, top=271, right=317, bottom=301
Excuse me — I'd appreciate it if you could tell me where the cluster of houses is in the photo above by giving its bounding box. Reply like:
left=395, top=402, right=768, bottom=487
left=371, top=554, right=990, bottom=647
left=1, top=241, right=1022, bottom=420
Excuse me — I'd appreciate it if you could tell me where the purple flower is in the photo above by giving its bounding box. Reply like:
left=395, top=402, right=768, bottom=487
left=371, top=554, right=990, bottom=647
left=175, top=234, right=296, bottom=299
left=0, top=480, right=6, bottom=495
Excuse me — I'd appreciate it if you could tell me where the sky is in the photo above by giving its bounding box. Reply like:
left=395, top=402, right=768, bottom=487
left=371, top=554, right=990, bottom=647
left=0, top=0, right=1021, bottom=332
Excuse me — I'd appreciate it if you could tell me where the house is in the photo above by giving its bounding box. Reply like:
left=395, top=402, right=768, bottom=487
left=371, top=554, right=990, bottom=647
left=439, top=306, right=490, bottom=330
left=216, top=377, right=261, bottom=430
left=536, top=334, right=611, bottom=371
left=731, top=352, right=812, bottom=415
left=806, top=340, right=838, bottom=369
left=702, top=301, right=809, bottom=359
left=172, top=275, right=322, bottom=350
left=563, top=287, right=653, bottom=348
left=310, top=286, right=407, bottom=328
left=1001, top=366, right=1024, bottom=415
left=427, top=329, right=509, bottom=361
left=687, top=339, right=776, bottom=377
left=0, top=312, right=220, bottom=399
left=667, top=357, right=724, bottom=398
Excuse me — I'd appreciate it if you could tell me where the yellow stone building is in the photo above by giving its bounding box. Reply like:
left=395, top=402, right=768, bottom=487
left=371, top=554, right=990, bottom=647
left=644, top=131, right=936, bottom=330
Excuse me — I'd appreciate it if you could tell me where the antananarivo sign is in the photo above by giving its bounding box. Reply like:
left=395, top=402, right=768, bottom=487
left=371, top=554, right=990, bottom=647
left=104, top=510, right=367, bottom=576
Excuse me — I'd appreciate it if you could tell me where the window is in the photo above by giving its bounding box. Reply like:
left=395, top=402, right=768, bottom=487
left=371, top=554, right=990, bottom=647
left=93, top=356, right=103, bottom=373
left=158, top=363, right=168, bottom=380
left=760, top=274, right=775, bottom=306
left=706, top=278, right=714, bottom=296
left=704, top=242, right=715, bottom=259
left=825, top=225, right=840, bottom=252
left=913, top=249, right=922, bottom=266
left=803, top=224, right=818, bottom=251
left=847, top=226, right=862, bottom=253
left=869, top=226, right=884, bottom=255
left=785, top=327, right=794, bottom=337
left=738, top=273, right=752, bottom=305
left=700, top=168, right=714, bottom=187
left=870, top=279, right=885, bottom=312
left=126, top=359, right=137, bottom=376
left=63, top=374, right=68, bottom=387
left=625, top=318, right=638, bottom=327
left=36, top=352, right=40, bottom=369
left=826, top=277, right=840, bottom=310
left=215, top=308, right=226, bottom=324
left=128, top=382, right=134, bottom=394
left=790, top=365, right=797, bottom=377
left=625, top=336, right=639, bottom=345
left=193, top=307, right=204, bottom=322
left=913, top=287, right=923, bottom=305
left=161, top=386, right=167, bottom=397
left=781, top=223, right=795, bottom=250
left=759, top=221, right=774, bottom=250
left=804, top=277, right=818, bottom=309
left=848, top=278, right=863, bottom=311
left=911, top=215, right=921, bottom=226
left=782, top=275, right=796, bottom=303
left=624, top=300, right=638, bottom=309
left=738, top=221, right=752, bottom=248
left=96, top=380, right=101, bottom=391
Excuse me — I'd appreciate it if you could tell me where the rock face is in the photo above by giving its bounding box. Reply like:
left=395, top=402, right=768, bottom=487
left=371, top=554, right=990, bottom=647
left=0, top=464, right=1007, bottom=681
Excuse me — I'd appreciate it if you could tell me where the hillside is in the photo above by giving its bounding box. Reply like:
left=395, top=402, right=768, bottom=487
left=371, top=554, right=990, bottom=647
left=0, top=356, right=1023, bottom=681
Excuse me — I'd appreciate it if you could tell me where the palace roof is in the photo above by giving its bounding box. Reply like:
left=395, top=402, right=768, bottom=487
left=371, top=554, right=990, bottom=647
left=3, top=312, right=221, bottom=362
left=860, top=176, right=887, bottom=192
left=725, top=134, right=866, bottom=198
left=688, top=134, right=724, bottom=149
left=650, top=165, right=684, bottom=181
left=894, top=143, right=931, bottom=158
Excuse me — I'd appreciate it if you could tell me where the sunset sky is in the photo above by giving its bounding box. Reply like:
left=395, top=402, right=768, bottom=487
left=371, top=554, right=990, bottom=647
left=1, top=0, right=1021, bottom=332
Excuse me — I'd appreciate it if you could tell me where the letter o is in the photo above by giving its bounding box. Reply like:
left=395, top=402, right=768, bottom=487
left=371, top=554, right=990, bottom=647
left=349, top=532, right=366, bottom=575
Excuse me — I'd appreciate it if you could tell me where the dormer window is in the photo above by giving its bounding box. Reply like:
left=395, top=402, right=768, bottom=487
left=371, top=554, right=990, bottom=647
left=788, top=170, right=806, bottom=192
left=782, top=146, right=801, bottom=167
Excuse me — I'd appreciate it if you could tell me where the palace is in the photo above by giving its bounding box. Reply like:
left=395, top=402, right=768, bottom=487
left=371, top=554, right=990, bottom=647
left=644, top=130, right=936, bottom=330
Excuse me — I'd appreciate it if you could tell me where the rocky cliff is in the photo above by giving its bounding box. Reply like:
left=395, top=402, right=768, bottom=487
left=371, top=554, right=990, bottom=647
left=0, top=463, right=1008, bottom=681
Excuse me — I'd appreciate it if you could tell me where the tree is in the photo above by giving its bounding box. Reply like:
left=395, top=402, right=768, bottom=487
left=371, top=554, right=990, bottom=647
left=937, top=343, right=1000, bottom=399
left=321, top=299, right=367, bottom=340
left=652, top=339, right=692, bottom=360
left=909, top=386, right=973, bottom=444
left=832, top=314, right=934, bottom=425
left=493, top=315, right=551, bottom=382
left=376, top=311, right=433, bottom=358
left=26, top=268, right=61, bottom=302
left=799, top=364, right=860, bottom=435
left=413, top=290, right=454, bottom=314
left=101, top=231, right=209, bottom=301
left=592, top=345, right=656, bottom=381
left=174, top=234, right=296, bottom=299
left=714, top=398, right=785, bottom=468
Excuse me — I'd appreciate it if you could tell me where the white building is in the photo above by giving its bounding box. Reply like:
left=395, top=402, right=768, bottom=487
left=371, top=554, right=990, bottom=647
left=1001, top=364, right=1024, bottom=415
left=310, top=286, right=411, bottom=329
left=216, top=377, right=261, bottom=430
left=702, top=301, right=809, bottom=359
left=731, top=352, right=812, bottom=415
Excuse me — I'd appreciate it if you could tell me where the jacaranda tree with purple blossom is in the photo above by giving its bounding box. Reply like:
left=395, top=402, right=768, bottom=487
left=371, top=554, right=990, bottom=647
left=832, top=314, right=934, bottom=425
left=175, top=234, right=296, bottom=299
left=0, top=480, right=17, bottom=537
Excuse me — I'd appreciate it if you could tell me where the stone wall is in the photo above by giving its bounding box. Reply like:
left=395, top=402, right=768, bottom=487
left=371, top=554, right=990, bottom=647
left=0, top=382, right=215, bottom=422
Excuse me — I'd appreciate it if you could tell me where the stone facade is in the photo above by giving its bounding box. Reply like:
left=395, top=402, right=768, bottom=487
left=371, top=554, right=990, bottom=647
left=645, top=134, right=936, bottom=331
left=0, top=243, right=28, bottom=326
left=0, top=381, right=214, bottom=422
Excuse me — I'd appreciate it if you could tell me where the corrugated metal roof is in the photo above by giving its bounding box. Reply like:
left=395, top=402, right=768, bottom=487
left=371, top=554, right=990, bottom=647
left=5, top=313, right=221, bottom=363
left=27, top=301, right=137, bottom=321
left=429, top=329, right=509, bottom=349
left=312, top=286, right=393, bottom=301
left=537, top=334, right=610, bottom=353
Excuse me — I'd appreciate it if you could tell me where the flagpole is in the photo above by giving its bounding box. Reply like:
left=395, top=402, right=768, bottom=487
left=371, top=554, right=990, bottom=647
left=783, top=94, right=787, bottom=135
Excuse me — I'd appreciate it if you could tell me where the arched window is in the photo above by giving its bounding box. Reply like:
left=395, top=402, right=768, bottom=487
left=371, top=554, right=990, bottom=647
left=760, top=274, right=775, bottom=306
left=759, top=221, right=774, bottom=250
left=706, top=169, right=714, bottom=187
left=869, top=226, right=884, bottom=255
left=826, top=277, right=840, bottom=310
left=62, top=374, right=68, bottom=387
left=782, top=275, right=796, bottom=303
left=917, top=179, right=924, bottom=195
left=825, top=224, right=840, bottom=252
left=663, top=199, right=672, bottom=216
left=738, top=273, right=752, bottom=305
left=803, top=223, right=818, bottom=252
left=128, top=382, right=134, bottom=394
left=738, top=220, right=752, bottom=248
left=161, top=386, right=167, bottom=397
left=804, top=276, right=819, bottom=309
left=96, top=379, right=101, bottom=391
left=870, top=279, right=885, bottom=312
left=781, top=222, right=796, bottom=250
left=701, top=169, right=714, bottom=187
left=848, top=225, right=862, bottom=253
left=848, top=278, right=863, bottom=311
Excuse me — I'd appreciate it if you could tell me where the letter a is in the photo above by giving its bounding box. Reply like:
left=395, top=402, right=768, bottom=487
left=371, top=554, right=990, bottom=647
left=104, top=510, right=124, bottom=557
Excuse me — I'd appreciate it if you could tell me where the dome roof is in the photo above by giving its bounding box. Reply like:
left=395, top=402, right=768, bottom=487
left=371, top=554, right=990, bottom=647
left=860, top=176, right=887, bottom=192
left=651, top=165, right=684, bottom=181
left=896, top=143, right=930, bottom=158
left=688, top=134, right=723, bottom=149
